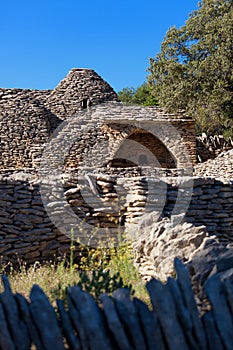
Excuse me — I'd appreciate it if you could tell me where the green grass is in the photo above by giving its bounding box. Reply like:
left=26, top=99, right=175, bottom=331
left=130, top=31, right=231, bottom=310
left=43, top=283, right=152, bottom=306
left=0, top=237, right=149, bottom=306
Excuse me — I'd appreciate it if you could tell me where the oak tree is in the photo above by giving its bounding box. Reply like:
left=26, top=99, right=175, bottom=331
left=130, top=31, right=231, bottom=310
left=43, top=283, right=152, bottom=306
left=148, top=0, right=233, bottom=137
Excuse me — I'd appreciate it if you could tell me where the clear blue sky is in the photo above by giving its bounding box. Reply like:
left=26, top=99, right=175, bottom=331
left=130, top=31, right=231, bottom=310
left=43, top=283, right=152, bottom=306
left=0, top=0, right=199, bottom=92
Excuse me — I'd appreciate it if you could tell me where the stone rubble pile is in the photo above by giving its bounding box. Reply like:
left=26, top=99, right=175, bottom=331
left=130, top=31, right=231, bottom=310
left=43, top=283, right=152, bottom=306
left=194, top=149, right=233, bottom=178
left=0, top=69, right=119, bottom=169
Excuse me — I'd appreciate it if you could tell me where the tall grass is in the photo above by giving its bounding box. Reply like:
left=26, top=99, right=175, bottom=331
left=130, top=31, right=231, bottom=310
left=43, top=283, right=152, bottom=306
left=0, top=236, right=148, bottom=305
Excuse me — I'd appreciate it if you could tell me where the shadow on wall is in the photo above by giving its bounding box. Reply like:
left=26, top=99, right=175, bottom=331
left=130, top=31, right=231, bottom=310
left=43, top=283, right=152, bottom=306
left=108, top=129, right=176, bottom=168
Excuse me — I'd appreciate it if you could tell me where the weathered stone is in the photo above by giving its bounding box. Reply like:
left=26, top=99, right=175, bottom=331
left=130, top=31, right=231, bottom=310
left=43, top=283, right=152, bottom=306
left=174, top=259, right=207, bottom=349
left=0, top=275, right=30, bottom=350
left=133, top=216, right=208, bottom=281
left=68, top=286, right=114, bottom=350
left=195, top=148, right=233, bottom=178
left=146, top=278, right=189, bottom=350
left=56, top=299, right=81, bottom=350
left=0, top=69, right=231, bottom=265
left=133, top=297, right=166, bottom=350
left=202, top=311, right=224, bottom=350
left=112, top=289, right=146, bottom=350
left=99, top=293, right=133, bottom=350
left=204, top=275, right=233, bottom=350
left=30, top=285, right=65, bottom=350
left=0, top=302, right=15, bottom=350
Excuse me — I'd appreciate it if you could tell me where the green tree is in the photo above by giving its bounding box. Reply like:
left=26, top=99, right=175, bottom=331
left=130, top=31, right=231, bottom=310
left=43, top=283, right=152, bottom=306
left=118, top=87, right=136, bottom=104
left=118, top=83, right=158, bottom=106
left=148, top=0, right=233, bottom=137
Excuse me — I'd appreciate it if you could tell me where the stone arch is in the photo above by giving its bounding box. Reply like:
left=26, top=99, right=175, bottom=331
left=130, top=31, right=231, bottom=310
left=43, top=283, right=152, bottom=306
left=108, top=128, right=176, bottom=168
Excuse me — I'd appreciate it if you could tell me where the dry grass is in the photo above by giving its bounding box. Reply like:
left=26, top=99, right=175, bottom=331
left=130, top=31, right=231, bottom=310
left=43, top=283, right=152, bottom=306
left=0, top=239, right=149, bottom=305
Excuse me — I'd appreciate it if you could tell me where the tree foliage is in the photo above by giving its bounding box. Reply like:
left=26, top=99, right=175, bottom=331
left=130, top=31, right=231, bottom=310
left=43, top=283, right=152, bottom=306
left=118, top=83, right=158, bottom=106
left=148, top=0, right=233, bottom=137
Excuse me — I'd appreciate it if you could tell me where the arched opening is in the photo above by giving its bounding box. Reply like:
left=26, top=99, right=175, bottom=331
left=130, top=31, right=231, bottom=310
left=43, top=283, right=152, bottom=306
left=108, top=129, right=176, bottom=168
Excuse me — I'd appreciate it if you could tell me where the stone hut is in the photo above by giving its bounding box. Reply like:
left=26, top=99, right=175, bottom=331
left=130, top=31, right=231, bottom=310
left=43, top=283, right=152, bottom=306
left=0, top=69, right=232, bottom=265
left=0, top=69, right=202, bottom=264
left=0, top=68, right=119, bottom=169
left=0, top=68, right=196, bottom=170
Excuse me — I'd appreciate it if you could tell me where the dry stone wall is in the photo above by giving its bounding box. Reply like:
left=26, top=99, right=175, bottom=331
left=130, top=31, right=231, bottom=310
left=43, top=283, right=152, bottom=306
left=47, top=68, right=119, bottom=117
left=0, top=69, right=119, bottom=169
left=36, top=103, right=197, bottom=170
left=0, top=169, right=232, bottom=264
left=1, top=67, right=232, bottom=265
left=0, top=69, right=197, bottom=170
left=1, top=261, right=233, bottom=350
left=194, top=149, right=233, bottom=178
left=0, top=98, right=61, bottom=169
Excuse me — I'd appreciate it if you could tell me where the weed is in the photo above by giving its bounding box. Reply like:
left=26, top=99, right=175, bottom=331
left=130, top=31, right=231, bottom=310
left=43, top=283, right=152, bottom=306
left=0, top=233, right=148, bottom=305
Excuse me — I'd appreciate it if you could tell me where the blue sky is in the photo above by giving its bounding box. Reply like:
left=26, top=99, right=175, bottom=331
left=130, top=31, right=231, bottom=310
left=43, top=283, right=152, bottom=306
left=0, top=0, right=199, bottom=92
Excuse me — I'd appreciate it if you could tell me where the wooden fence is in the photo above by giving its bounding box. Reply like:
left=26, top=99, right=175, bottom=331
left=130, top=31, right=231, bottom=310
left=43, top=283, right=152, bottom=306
left=0, top=258, right=232, bottom=350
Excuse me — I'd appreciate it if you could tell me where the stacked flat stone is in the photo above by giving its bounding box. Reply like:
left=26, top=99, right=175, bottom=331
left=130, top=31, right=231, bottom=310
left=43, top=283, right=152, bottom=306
left=0, top=168, right=232, bottom=264
left=133, top=217, right=209, bottom=281
left=47, top=68, right=119, bottom=117
left=0, top=67, right=197, bottom=170
left=0, top=67, right=232, bottom=267
left=3, top=265, right=233, bottom=350
left=0, top=69, right=119, bottom=169
left=194, top=149, right=233, bottom=178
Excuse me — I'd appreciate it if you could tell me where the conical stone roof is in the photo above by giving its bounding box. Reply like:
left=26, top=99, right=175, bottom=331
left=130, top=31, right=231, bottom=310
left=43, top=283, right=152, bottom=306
left=47, top=68, right=119, bottom=119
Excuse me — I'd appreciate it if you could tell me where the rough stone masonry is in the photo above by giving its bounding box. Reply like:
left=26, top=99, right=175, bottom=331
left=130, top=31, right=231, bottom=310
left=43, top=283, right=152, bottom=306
left=0, top=68, right=232, bottom=264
